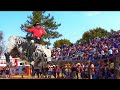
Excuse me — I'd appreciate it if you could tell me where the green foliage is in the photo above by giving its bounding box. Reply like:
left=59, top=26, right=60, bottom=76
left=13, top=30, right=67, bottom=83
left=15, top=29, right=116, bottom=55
left=76, top=27, right=109, bottom=43
left=109, top=29, right=116, bottom=34
left=53, top=39, right=72, bottom=48
left=76, top=38, right=85, bottom=44
left=20, top=11, right=62, bottom=45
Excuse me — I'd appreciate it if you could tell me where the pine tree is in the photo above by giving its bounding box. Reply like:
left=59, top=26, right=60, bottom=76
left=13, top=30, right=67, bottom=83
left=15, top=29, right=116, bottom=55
left=20, top=11, right=62, bottom=46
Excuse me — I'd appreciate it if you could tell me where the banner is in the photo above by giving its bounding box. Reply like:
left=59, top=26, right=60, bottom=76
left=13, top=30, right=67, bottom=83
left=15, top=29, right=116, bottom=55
left=10, top=66, right=30, bottom=76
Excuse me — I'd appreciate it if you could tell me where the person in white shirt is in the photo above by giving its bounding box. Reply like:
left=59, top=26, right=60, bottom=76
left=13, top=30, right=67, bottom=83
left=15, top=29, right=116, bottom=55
left=116, top=49, right=119, bottom=53
left=101, top=50, right=105, bottom=59
left=108, top=49, right=113, bottom=57
left=115, top=49, right=119, bottom=56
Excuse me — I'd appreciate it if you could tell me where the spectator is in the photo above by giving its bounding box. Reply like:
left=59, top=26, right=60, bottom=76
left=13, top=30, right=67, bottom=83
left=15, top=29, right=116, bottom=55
left=108, top=48, right=113, bottom=58
left=53, top=65, right=57, bottom=78
left=48, top=65, right=53, bottom=78
left=56, top=65, right=61, bottom=78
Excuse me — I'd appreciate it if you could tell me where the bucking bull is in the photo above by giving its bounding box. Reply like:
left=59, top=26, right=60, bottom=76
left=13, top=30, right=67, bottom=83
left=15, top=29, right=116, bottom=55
left=5, top=36, right=51, bottom=67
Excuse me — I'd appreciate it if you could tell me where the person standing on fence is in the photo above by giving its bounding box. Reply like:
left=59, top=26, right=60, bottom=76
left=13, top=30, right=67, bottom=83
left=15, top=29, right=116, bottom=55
left=104, top=61, right=110, bottom=79
left=60, top=65, right=65, bottom=78
left=56, top=65, right=61, bottom=78
left=53, top=65, right=57, bottom=78
left=81, top=63, right=85, bottom=79
left=71, top=64, right=76, bottom=79
left=87, top=60, right=93, bottom=79
left=75, top=63, right=81, bottom=79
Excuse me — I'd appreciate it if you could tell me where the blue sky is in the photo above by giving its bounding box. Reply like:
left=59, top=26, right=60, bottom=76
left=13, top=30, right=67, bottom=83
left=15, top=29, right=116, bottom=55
left=1, top=11, right=120, bottom=48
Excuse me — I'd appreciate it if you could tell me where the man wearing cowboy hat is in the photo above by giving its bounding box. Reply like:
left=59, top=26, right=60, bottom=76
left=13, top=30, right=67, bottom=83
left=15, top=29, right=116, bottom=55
left=25, top=22, right=47, bottom=44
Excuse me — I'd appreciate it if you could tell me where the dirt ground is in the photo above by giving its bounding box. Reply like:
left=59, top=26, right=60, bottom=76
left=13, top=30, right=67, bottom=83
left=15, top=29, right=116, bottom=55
left=0, top=73, right=82, bottom=79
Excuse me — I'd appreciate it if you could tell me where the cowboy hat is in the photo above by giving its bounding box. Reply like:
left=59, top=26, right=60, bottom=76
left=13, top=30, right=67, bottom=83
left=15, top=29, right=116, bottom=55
left=33, top=22, right=40, bottom=26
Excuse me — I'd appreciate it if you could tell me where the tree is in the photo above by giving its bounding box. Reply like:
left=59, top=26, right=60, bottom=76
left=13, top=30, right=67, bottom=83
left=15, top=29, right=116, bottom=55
left=110, top=29, right=116, bottom=34
left=76, top=38, right=85, bottom=44
left=0, top=31, right=4, bottom=55
left=76, top=27, right=109, bottom=43
left=53, top=39, right=72, bottom=48
left=20, top=11, right=62, bottom=45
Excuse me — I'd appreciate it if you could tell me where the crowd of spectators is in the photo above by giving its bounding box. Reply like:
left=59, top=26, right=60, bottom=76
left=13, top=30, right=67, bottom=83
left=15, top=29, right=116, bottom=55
left=51, top=30, right=120, bottom=61
left=30, top=59, right=115, bottom=79
left=0, top=59, right=115, bottom=79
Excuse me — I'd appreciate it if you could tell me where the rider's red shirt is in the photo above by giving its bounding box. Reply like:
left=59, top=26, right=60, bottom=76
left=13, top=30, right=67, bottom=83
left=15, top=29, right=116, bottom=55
left=27, top=27, right=47, bottom=38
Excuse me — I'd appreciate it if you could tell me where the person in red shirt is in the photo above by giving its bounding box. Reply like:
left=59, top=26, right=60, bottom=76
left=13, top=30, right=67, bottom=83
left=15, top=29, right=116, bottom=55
left=25, top=22, right=47, bottom=44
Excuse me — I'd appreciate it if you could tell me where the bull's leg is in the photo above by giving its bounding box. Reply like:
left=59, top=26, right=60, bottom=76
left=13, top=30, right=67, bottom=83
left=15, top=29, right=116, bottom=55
left=39, top=71, right=42, bottom=79
left=40, top=71, right=44, bottom=79
left=31, top=70, right=35, bottom=79
left=45, top=73, right=48, bottom=78
left=31, top=69, right=35, bottom=79
left=41, top=74, right=43, bottom=79
left=37, top=69, right=40, bottom=79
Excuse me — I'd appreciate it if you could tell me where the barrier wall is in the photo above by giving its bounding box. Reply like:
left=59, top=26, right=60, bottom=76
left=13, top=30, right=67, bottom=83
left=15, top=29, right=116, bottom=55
left=0, top=58, right=19, bottom=67
left=0, top=56, right=31, bottom=78
left=10, top=65, right=30, bottom=76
